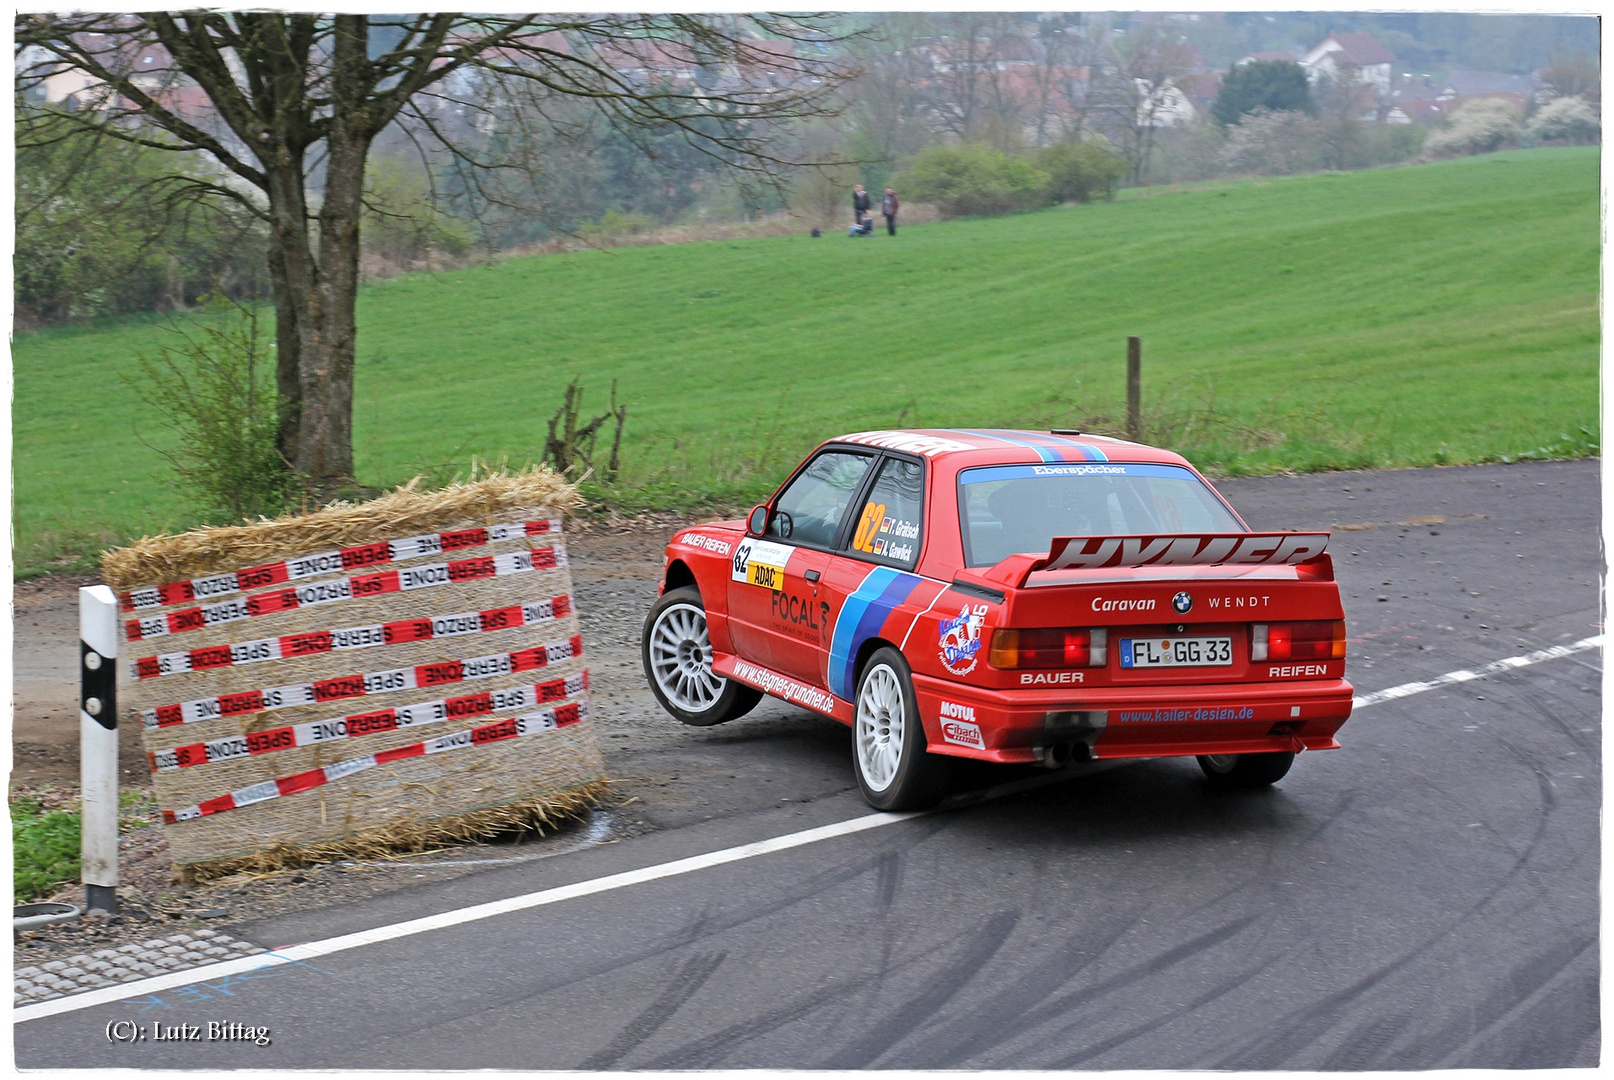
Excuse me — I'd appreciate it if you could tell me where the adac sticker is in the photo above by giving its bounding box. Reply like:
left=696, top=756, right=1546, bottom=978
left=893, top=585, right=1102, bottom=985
left=731, top=537, right=793, bottom=590
left=938, top=603, right=987, bottom=676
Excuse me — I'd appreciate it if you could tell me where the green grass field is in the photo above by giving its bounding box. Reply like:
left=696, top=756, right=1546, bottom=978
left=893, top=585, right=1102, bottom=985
left=13, top=147, right=1598, bottom=575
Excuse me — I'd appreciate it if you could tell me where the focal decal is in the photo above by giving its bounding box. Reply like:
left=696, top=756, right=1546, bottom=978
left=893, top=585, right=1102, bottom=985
left=938, top=603, right=987, bottom=676
left=771, top=591, right=831, bottom=641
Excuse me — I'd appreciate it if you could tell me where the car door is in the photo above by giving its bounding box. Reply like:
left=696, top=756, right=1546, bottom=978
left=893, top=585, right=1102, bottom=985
left=818, top=453, right=932, bottom=701
left=726, top=448, right=876, bottom=677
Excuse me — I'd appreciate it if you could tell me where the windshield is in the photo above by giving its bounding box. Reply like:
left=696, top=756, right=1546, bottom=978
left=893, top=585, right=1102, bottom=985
left=958, top=463, right=1245, bottom=567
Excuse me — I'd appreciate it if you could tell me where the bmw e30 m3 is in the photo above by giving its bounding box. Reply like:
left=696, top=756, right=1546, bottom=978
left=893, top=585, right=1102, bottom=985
left=641, top=429, right=1352, bottom=810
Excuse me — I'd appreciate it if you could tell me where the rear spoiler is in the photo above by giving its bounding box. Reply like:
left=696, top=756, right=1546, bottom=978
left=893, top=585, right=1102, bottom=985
left=956, top=532, right=1332, bottom=594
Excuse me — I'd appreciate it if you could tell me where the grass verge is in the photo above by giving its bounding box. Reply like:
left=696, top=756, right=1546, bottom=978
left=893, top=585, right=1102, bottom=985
left=11, top=789, right=160, bottom=903
left=12, top=147, right=1599, bottom=573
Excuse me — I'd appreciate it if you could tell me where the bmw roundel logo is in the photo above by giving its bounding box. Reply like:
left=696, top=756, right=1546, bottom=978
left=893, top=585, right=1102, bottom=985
left=1172, top=591, right=1193, bottom=614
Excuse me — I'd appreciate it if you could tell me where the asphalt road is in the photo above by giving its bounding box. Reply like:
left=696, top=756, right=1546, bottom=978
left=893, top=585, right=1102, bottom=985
left=16, top=458, right=1601, bottom=1069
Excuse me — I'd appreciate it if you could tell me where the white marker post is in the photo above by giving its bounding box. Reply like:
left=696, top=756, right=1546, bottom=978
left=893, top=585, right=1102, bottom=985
left=79, top=585, right=120, bottom=913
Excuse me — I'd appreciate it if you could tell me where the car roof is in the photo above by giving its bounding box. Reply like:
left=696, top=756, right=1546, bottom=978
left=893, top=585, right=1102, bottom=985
left=827, top=428, right=1194, bottom=468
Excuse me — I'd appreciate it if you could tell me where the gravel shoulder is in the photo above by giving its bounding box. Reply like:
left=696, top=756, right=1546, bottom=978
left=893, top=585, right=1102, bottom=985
left=12, top=510, right=863, bottom=964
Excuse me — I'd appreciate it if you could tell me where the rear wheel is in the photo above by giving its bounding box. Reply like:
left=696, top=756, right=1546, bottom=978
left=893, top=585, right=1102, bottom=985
left=853, top=647, right=950, bottom=811
left=1197, top=751, right=1295, bottom=788
left=642, top=586, right=762, bottom=726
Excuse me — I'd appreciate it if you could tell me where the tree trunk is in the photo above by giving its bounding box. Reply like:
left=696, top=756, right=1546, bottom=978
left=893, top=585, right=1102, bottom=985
left=266, top=241, right=301, bottom=465
left=291, top=14, right=371, bottom=490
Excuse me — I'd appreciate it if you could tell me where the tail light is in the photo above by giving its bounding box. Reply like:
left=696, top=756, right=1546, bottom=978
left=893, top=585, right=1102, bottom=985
left=1251, top=621, right=1345, bottom=661
left=990, top=628, right=1107, bottom=669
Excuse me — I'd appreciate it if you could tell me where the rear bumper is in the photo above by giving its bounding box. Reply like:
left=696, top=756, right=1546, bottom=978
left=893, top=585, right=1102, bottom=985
left=912, top=675, right=1353, bottom=765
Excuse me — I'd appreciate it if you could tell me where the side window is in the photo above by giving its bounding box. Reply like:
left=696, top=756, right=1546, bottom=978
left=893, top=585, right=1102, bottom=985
left=848, top=457, right=924, bottom=568
left=770, top=451, right=875, bottom=547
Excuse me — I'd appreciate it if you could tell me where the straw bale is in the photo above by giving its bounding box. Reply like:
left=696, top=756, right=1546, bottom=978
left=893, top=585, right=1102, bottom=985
left=102, top=466, right=578, bottom=592
left=170, top=720, right=607, bottom=876
left=108, top=468, right=606, bottom=874
left=181, top=779, right=612, bottom=882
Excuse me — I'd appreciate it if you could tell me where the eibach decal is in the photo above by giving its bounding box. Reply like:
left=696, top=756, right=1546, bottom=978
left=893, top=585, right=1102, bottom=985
left=124, top=544, right=567, bottom=643
left=130, top=593, right=573, bottom=680
left=148, top=668, right=588, bottom=773
left=119, top=519, right=562, bottom=612
left=140, top=630, right=582, bottom=729
left=161, top=699, right=590, bottom=824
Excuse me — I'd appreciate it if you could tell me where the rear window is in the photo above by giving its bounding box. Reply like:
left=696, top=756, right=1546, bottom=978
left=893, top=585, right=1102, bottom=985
left=958, top=463, right=1245, bottom=567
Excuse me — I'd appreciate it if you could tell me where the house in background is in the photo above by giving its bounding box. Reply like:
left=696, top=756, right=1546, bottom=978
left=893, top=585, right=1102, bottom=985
left=1234, top=50, right=1299, bottom=68
left=1299, top=32, right=1395, bottom=96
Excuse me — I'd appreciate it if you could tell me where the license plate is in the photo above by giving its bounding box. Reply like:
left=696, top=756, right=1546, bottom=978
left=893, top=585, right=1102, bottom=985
left=1120, top=636, right=1233, bottom=668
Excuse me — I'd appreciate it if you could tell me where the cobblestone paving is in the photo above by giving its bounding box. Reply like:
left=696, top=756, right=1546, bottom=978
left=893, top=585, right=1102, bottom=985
left=15, top=929, right=265, bottom=1004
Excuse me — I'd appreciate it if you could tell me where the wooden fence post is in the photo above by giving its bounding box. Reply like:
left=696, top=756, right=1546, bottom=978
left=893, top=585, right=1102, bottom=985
left=1126, top=336, right=1142, bottom=441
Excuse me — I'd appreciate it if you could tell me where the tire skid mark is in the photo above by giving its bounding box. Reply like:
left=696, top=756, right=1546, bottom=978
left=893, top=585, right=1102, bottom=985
left=1497, top=669, right=1600, bottom=757
left=1322, top=1010, right=1417, bottom=1071
left=921, top=914, right=1263, bottom=1068
left=1214, top=729, right=1569, bottom=1069
left=821, top=909, right=1020, bottom=1069
left=1492, top=735, right=1559, bottom=873
left=1050, top=953, right=1283, bottom=1068
left=394, top=826, right=948, bottom=1040
left=898, top=906, right=1150, bottom=1068
left=642, top=934, right=964, bottom=1068
left=1481, top=972, right=1601, bottom=1067
left=580, top=950, right=725, bottom=1069
left=1422, top=932, right=1598, bottom=1069
left=874, top=850, right=902, bottom=916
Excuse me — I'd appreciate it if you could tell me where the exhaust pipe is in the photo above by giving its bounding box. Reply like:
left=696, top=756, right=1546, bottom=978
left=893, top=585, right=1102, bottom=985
left=1036, top=741, right=1072, bottom=769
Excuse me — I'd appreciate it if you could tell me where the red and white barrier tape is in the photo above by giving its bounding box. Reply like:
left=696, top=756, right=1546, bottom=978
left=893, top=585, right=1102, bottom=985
left=130, top=552, right=574, bottom=668
left=161, top=698, right=590, bottom=824
left=140, top=618, right=582, bottom=729
left=125, top=544, right=568, bottom=645
left=131, top=593, right=573, bottom=681
left=120, top=519, right=562, bottom=612
left=148, top=669, right=589, bottom=772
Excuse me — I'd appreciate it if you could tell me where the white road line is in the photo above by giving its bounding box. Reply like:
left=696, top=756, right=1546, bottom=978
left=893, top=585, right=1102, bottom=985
left=14, top=810, right=919, bottom=1023
left=1351, top=635, right=1603, bottom=710
left=18, top=635, right=1602, bottom=1023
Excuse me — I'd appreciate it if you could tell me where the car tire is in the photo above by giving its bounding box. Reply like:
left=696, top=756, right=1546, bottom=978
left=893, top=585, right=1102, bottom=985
left=852, top=646, right=951, bottom=811
left=1196, top=751, right=1295, bottom=788
left=642, top=586, right=762, bottom=726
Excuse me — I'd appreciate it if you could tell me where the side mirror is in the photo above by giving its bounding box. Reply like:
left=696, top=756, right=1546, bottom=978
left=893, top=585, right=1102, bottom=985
left=746, top=505, right=769, bottom=536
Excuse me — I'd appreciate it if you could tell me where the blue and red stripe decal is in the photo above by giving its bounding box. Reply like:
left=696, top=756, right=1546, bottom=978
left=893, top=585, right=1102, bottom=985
left=950, top=429, right=1109, bottom=463
left=828, top=567, right=924, bottom=700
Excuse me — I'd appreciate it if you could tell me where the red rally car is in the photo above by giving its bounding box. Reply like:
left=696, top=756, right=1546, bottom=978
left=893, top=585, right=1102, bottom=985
left=641, top=429, right=1352, bottom=810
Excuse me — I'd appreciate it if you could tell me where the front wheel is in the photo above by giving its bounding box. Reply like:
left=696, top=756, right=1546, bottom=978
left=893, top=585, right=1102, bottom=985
left=642, top=587, right=761, bottom=726
left=1197, top=751, right=1295, bottom=788
left=853, top=647, right=950, bottom=811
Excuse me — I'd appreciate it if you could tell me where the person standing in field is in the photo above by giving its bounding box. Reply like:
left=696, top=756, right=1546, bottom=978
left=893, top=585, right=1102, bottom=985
left=882, top=187, right=900, bottom=236
left=853, top=183, right=871, bottom=226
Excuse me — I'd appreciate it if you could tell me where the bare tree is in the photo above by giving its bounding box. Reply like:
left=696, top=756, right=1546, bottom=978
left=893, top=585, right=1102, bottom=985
left=16, top=14, right=850, bottom=492
left=839, top=14, right=937, bottom=175
left=1311, top=60, right=1380, bottom=170
left=926, top=12, right=996, bottom=141
left=1086, top=24, right=1199, bottom=184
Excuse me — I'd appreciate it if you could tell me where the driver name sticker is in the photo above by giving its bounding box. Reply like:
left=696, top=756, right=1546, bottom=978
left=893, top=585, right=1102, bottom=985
left=731, top=538, right=794, bottom=590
